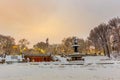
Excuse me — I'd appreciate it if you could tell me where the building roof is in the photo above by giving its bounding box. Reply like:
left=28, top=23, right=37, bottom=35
left=24, top=53, right=51, bottom=57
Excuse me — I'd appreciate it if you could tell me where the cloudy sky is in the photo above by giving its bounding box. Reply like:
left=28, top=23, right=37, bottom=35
left=0, top=0, right=120, bottom=47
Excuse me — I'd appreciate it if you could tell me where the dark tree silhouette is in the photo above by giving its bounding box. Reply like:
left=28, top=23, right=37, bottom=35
left=0, top=35, right=15, bottom=54
left=88, top=23, right=111, bottom=57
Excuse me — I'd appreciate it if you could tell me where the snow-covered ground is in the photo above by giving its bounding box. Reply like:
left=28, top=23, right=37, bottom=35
left=0, top=56, right=120, bottom=80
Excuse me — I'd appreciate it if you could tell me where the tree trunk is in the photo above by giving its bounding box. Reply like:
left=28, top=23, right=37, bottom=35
left=105, top=44, right=110, bottom=58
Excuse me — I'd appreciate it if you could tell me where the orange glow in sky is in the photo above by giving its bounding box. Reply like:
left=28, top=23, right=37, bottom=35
left=0, top=0, right=120, bottom=47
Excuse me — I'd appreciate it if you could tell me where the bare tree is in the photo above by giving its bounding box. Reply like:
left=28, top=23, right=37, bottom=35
left=88, top=29, right=101, bottom=53
left=108, top=17, right=120, bottom=53
left=33, top=42, right=48, bottom=54
left=84, top=40, right=92, bottom=54
left=18, top=39, right=29, bottom=53
left=0, top=35, right=15, bottom=54
left=34, top=42, right=48, bottom=49
left=88, top=23, right=111, bottom=57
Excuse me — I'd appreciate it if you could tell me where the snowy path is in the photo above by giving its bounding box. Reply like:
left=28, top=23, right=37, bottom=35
left=0, top=63, right=120, bottom=80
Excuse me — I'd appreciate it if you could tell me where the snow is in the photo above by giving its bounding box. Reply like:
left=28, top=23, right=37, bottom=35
left=0, top=56, right=120, bottom=80
left=5, top=55, right=23, bottom=63
left=53, top=55, right=68, bottom=63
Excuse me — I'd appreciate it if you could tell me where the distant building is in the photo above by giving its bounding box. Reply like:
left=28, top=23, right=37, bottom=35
left=24, top=53, right=53, bottom=62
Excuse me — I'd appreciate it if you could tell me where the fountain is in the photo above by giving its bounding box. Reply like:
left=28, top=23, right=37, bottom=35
left=53, top=37, right=84, bottom=65
left=67, top=37, right=84, bottom=64
left=72, top=37, right=80, bottom=54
